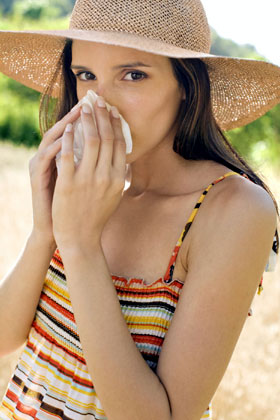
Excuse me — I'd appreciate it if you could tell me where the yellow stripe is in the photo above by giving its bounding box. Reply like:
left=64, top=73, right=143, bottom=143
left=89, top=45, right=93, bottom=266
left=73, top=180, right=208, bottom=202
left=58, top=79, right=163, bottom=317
left=44, top=280, right=71, bottom=304
left=0, top=401, right=14, bottom=418
left=29, top=328, right=88, bottom=374
left=20, top=357, right=71, bottom=386
left=66, top=394, right=105, bottom=413
left=20, top=357, right=94, bottom=399
left=127, top=321, right=170, bottom=329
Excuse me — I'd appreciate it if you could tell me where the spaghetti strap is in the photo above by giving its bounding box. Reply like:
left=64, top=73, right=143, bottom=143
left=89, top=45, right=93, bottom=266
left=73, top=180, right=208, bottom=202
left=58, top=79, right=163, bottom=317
left=163, top=171, right=243, bottom=284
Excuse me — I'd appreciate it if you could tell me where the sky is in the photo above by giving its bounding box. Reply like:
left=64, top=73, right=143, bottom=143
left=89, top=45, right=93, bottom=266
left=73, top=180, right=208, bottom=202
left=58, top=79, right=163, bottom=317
left=201, top=0, right=280, bottom=66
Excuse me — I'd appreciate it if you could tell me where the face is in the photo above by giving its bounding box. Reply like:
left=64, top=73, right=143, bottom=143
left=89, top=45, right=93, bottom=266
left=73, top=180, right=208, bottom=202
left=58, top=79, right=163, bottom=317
left=71, top=40, right=186, bottom=163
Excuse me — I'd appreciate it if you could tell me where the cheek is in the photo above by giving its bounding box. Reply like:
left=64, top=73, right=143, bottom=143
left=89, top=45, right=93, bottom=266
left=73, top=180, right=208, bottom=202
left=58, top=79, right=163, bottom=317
left=124, top=95, right=181, bottom=150
left=132, top=93, right=180, bottom=135
left=76, top=85, right=90, bottom=101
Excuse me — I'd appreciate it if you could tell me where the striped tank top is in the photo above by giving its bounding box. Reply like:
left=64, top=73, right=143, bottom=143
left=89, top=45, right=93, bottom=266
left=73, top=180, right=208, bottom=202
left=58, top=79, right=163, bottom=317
left=0, top=171, right=274, bottom=420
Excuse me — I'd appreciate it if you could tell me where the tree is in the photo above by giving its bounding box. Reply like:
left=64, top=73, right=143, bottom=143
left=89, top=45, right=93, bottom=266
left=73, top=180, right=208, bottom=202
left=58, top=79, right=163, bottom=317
left=49, top=0, right=76, bottom=16
left=0, top=0, right=16, bottom=15
left=210, top=28, right=264, bottom=60
left=0, top=0, right=76, bottom=18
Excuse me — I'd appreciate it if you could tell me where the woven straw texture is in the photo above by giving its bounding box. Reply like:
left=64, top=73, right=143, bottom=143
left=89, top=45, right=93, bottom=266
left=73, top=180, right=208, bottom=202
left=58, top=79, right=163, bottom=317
left=70, top=0, right=211, bottom=53
left=0, top=0, right=280, bottom=131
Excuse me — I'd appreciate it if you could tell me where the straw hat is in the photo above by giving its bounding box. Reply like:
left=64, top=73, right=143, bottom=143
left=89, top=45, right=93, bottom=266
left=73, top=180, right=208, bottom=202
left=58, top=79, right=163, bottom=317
left=0, top=0, right=280, bottom=131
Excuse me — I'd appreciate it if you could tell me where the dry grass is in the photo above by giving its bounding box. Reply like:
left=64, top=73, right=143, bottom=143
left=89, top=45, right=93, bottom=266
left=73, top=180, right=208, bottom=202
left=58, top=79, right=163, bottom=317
left=0, top=140, right=279, bottom=419
left=0, top=141, right=36, bottom=396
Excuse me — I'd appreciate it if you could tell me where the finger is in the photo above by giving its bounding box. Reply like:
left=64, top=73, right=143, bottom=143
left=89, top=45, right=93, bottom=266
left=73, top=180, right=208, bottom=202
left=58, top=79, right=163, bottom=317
left=94, top=99, right=114, bottom=169
left=59, top=123, right=75, bottom=179
left=78, top=104, right=100, bottom=175
left=110, top=107, right=127, bottom=173
left=29, top=137, right=62, bottom=179
left=38, top=137, right=63, bottom=172
left=39, top=107, right=81, bottom=151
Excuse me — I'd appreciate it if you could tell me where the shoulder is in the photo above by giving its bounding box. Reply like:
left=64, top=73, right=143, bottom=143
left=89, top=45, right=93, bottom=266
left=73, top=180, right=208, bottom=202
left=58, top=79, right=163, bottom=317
left=212, top=174, right=277, bottom=223
left=194, top=172, right=277, bottom=233
left=187, top=173, right=277, bottom=272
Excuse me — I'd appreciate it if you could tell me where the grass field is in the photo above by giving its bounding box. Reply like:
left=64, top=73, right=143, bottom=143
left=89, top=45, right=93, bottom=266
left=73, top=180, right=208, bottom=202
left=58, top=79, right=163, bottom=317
left=0, top=140, right=279, bottom=419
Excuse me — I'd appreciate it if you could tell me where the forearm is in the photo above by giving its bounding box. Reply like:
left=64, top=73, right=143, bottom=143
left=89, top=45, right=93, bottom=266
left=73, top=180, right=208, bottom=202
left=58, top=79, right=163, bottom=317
left=0, top=231, right=56, bottom=355
left=61, top=244, right=171, bottom=420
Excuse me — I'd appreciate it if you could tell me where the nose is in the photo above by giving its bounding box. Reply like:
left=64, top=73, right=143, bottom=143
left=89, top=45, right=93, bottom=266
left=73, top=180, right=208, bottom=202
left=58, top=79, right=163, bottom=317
left=94, top=87, right=104, bottom=98
left=81, top=77, right=118, bottom=108
left=94, top=81, right=110, bottom=99
left=93, top=87, right=112, bottom=107
left=95, top=90, right=119, bottom=111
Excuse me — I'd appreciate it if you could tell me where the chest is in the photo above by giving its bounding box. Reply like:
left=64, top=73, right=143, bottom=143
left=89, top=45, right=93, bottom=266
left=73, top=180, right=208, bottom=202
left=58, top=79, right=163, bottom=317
left=101, top=195, right=193, bottom=285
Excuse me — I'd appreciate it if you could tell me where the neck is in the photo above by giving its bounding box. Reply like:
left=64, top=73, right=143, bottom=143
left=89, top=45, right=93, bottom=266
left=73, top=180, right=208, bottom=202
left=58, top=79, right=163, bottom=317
left=124, top=144, right=196, bottom=198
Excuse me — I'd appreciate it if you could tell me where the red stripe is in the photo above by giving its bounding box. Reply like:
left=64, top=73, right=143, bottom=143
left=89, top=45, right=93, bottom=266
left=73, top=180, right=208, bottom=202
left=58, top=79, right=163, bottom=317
left=132, top=334, right=163, bottom=346
left=40, top=292, right=75, bottom=323
left=16, top=400, right=37, bottom=418
left=37, top=349, right=93, bottom=388
left=31, top=322, right=86, bottom=364
left=116, top=289, right=180, bottom=303
left=53, top=249, right=64, bottom=268
left=27, top=328, right=93, bottom=389
left=6, top=388, right=18, bottom=404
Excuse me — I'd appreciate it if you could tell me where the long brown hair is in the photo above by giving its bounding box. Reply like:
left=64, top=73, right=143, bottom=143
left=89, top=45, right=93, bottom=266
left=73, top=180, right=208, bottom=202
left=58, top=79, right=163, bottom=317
left=39, top=38, right=279, bottom=254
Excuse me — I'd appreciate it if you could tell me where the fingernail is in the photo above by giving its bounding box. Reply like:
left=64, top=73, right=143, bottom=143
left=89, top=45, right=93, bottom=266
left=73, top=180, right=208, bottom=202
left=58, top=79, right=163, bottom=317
left=97, top=96, right=106, bottom=108
left=82, top=104, right=92, bottom=114
left=65, top=123, right=73, bottom=132
left=111, top=106, right=120, bottom=119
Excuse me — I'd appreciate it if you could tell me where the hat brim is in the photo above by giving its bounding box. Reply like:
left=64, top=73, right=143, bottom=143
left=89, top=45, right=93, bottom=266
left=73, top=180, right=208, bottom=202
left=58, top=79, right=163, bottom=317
left=1, top=29, right=280, bottom=131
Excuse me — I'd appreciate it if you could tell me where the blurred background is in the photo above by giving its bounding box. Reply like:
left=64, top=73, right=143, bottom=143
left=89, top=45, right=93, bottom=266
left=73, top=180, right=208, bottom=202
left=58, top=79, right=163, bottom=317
left=0, top=1, right=279, bottom=419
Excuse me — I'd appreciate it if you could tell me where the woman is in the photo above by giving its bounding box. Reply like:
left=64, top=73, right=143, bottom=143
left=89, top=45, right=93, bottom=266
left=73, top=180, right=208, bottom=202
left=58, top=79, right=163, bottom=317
left=0, top=0, right=279, bottom=419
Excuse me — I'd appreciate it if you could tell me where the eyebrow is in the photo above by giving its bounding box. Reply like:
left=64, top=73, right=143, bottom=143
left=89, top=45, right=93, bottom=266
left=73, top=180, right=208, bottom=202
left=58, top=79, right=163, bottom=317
left=70, top=61, right=152, bottom=71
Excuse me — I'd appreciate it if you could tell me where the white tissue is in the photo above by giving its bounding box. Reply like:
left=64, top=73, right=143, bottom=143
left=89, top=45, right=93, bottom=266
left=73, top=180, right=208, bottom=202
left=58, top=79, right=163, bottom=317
left=55, top=90, right=133, bottom=174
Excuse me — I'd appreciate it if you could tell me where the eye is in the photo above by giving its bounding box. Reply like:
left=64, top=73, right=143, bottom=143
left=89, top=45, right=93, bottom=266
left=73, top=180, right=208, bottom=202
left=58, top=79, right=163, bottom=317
left=74, top=70, right=147, bottom=82
left=123, top=71, right=147, bottom=81
left=74, top=71, right=94, bottom=81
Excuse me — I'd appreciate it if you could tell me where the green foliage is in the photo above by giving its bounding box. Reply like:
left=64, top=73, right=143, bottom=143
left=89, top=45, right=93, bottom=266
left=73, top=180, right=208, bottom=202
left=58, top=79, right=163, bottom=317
left=226, top=105, right=280, bottom=168
left=0, top=0, right=75, bottom=18
left=0, top=0, right=16, bottom=15
left=48, top=0, right=76, bottom=17
left=0, top=13, right=69, bottom=147
left=13, top=0, right=54, bottom=20
left=210, top=29, right=264, bottom=60
left=0, top=74, right=41, bottom=146
left=0, top=12, right=69, bottom=30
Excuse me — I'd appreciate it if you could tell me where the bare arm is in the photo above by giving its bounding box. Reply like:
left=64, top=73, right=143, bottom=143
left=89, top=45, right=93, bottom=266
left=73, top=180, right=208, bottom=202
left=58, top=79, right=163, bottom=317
left=0, top=106, right=82, bottom=356
left=156, top=180, right=277, bottom=420
left=0, top=232, right=56, bottom=356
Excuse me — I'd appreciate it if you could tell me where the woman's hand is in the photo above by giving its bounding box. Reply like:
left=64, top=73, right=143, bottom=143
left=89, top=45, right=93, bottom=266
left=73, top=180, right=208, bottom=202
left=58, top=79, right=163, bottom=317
left=28, top=107, right=81, bottom=246
left=52, top=98, right=127, bottom=254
